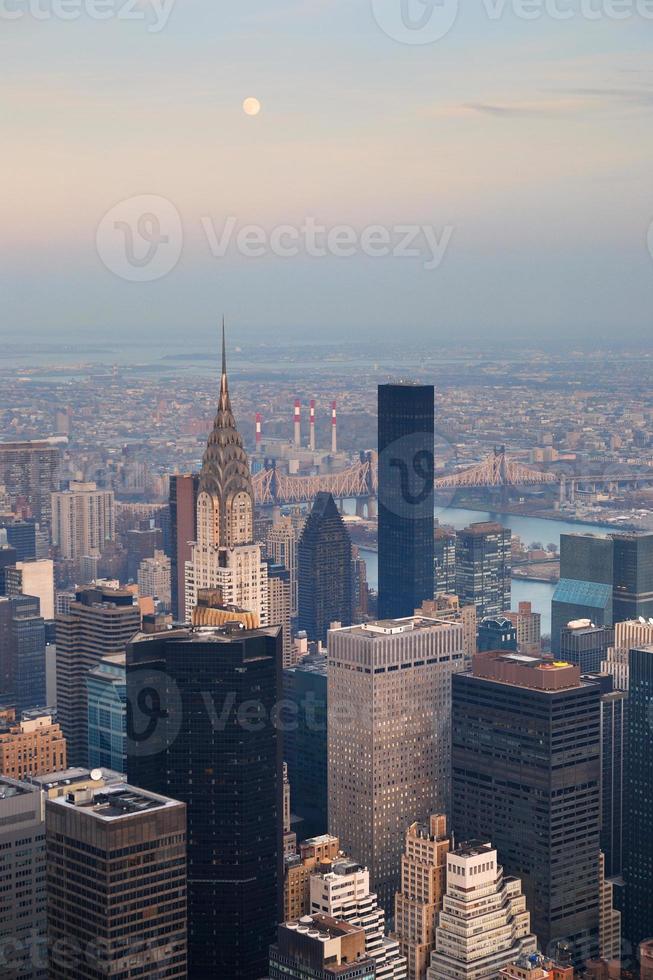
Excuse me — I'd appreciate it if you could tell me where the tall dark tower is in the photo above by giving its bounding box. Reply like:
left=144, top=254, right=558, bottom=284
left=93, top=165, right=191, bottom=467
left=297, top=492, right=352, bottom=644
left=623, top=644, right=653, bottom=949
left=378, top=383, right=434, bottom=620
left=452, top=652, right=601, bottom=965
left=127, top=623, right=283, bottom=980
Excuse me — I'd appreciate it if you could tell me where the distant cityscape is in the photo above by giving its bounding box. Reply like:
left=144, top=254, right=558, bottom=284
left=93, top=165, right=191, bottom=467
left=1, top=337, right=653, bottom=978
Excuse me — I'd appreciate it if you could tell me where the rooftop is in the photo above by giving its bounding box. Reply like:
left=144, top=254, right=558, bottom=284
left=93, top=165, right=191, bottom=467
left=0, top=776, right=34, bottom=800
left=471, top=650, right=583, bottom=691
left=333, top=615, right=460, bottom=639
left=49, top=784, right=182, bottom=821
left=452, top=840, right=494, bottom=859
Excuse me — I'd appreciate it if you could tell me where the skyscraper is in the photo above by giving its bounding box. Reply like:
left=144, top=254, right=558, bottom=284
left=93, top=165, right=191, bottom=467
left=169, top=472, right=199, bottom=621
left=426, top=841, right=537, bottom=980
left=560, top=623, right=615, bottom=674
left=434, top=526, right=456, bottom=597
left=0, top=439, right=61, bottom=527
left=587, top=674, right=626, bottom=880
left=452, top=652, right=601, bottom=963
left=267, top=514, right=302, bottom=619
left=185, top=328, right=269, bottom=625
left=298, top=492, right=352, bottom=644
left=51, top=481, right=115, bottom=560
left=86, top=653, right=126, bottom=773
left=0, top=594, right=46, bottom=712
left=127, top=623, right=283, bottom=979
left=378, top=383, right=435, bottom=620
left=46, top=783, right=187, bottom=979
left=267, top=560, right=293, bottom=666
left=0, top=776, right=46, bottom=980
left=55, top=584, right=140, bottom=765
left=623, top=644, right=653, bottom=949
left=393, top=815, right=451, bottom=980
left=455, top=522, right=512, bottom=618
left=284, top=650, right=328, bottom=841
left=551, top=534, right=613, bottom=655
left=611, top=532, right=653, bottom=622
left=329, top=616, right=465, bottom=910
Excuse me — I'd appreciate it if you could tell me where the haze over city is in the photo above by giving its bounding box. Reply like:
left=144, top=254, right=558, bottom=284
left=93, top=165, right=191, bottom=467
left=3, top=1, right=653, bottom=345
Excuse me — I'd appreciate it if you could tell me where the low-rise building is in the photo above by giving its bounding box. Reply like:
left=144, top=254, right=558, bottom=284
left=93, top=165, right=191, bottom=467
left=0, top=710, right=66, bottom=779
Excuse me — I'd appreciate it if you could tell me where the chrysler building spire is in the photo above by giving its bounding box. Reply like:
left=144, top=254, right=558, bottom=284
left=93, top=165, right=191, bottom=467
left=198, top=322, right=254, bottom=547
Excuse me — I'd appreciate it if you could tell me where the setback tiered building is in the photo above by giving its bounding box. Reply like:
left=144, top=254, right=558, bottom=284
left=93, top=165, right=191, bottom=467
left=427, top=842, right=537, bottom=980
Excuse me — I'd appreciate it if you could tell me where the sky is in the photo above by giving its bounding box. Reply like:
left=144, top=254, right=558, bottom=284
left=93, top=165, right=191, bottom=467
left=1, top=0, right=653, bottom=348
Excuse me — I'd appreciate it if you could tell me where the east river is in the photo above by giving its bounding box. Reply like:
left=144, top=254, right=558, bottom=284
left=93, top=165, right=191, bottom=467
left=359, top=507, right=617, bottom=635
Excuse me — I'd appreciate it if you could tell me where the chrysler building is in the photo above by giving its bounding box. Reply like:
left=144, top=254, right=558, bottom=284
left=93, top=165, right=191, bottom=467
left=185, top=326, right=268, bottom=624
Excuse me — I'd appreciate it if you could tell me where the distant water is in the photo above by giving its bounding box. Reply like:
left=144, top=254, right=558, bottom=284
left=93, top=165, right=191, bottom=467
left=360, top=506, right=616, bottom=636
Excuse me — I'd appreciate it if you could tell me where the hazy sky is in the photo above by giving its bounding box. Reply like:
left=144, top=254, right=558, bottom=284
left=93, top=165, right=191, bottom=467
left=2, top=1, right=653, bottom=347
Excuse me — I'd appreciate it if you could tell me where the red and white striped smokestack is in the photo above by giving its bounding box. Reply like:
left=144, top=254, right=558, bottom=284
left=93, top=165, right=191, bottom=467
left=331, top=400, right=337, bottom=454
left=309, top=400, right=316, bottom=451
left=294, top=399, right=301, bottom=448
left=255, top=412, right=262, bottom=448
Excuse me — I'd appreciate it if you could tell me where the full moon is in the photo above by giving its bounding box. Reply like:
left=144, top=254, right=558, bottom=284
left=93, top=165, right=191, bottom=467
left=243, top=97, right=262, bottom=117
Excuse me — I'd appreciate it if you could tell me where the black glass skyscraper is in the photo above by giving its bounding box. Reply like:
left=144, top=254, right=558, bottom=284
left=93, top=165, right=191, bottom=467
left=0, top=594, right=46, bottom=712
left=623, top=645, right=653, bottom=949
left=378, top=383, right=434, bottom=620
left=551, top=533, right=614, bottom=655
left=611, top=532, right=653, bottom=623
left=283, top=651, right=328, bottom=840
left=127, top=624, right=283, bottom=980
left=297, top=492, right=352, bottom=644
left=452, top=652, right=601, bottom=964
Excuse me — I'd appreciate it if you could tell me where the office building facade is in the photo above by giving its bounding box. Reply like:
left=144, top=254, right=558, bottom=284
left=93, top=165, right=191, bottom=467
left=0, top=439, right=61, bottom=528
left=55, top=584, right=140, bottom=765
left=0, top=594, right=46, bottom=713
left=611, top=533, right=653, bottom=622
left=329, top=617, right=465, bottom=910
left=452, top=653, right=601, bottom=962
left=551, top=533, right=614, bottom=655
left=310, top=857, right=408, bottom=979
left=298, top=492, right=352, bottom=644
left=393, top=815, right=451, bottom=980
left=46, top=783, right=187, bottom=979
left=427, top=842, right=537, bottom=980
left=378, top=383, right=435, bottom=620
left=0, top=777, right=46, bottom=980
left=86, top=653, right=126, bottom=773
left=623, top=644, right=653, bottom=949
left=0, top=710, right=66, bottom=779
left=127, top=623, right=283, bottom=979
left=51, top=481, right=115, bottom=560
left=169, top=472, right=199, bottom=622
left=455, top=522, right=511, bottom=618
left=560, top=623, right=615, bottom=674
left=284, top=651, right=328, bottom=841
